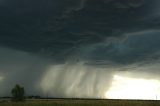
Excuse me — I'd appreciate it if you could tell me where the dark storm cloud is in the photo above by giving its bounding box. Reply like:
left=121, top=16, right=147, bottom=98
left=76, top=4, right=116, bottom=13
left=1, top=0, right=160, bottom=98
left=79, top=30, right=160, bottom=65
left=0, top=0, right=155, bottom=63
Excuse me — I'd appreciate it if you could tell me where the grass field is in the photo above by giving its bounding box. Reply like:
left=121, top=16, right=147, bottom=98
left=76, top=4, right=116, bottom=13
left=1, top=99, right=160, bottom=106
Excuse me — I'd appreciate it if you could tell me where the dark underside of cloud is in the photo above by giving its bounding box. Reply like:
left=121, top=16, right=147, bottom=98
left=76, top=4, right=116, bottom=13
left=1, top=0, right=160, bottom=98
left=0, top=0, right=158, bottom=63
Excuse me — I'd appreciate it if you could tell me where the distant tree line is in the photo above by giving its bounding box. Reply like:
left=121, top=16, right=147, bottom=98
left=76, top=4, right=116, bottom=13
left=27, top=95, right=41, bottom=99
left=10, top=84, right=42, bottom=102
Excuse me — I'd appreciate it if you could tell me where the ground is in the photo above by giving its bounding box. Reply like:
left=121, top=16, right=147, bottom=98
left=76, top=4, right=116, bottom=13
left=0, top=99, right=160, bottom=106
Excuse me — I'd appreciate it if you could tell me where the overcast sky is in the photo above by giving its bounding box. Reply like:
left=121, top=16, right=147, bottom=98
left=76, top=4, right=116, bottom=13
left=0, top=0, right=160, bottom=100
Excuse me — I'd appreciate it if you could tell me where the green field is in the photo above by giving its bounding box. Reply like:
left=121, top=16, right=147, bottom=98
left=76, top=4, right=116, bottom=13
left=1, top=99, right=160, bottom=106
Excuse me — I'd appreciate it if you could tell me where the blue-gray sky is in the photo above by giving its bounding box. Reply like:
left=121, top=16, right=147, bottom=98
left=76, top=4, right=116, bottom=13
left=0, top=0, right=160, bottom=99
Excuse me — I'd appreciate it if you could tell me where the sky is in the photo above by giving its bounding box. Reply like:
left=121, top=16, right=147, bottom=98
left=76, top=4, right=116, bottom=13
left=0, top=0, right=160, bottom=100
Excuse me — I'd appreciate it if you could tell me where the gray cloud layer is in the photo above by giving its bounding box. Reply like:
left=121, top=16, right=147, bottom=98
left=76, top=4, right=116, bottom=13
left=0, top=0, right=153, bottom=58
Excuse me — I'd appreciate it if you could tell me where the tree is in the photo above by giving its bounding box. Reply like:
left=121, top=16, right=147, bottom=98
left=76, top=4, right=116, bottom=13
left=11, top=84, right=25, bottom=102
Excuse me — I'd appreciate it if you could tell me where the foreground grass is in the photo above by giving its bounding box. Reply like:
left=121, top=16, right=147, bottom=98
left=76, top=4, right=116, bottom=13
left=0, top=99, right=160, bottom=106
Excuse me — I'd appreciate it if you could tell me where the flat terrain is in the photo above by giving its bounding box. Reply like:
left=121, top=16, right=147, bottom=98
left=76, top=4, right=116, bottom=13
left=0, top=99, right=160, bottom=106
